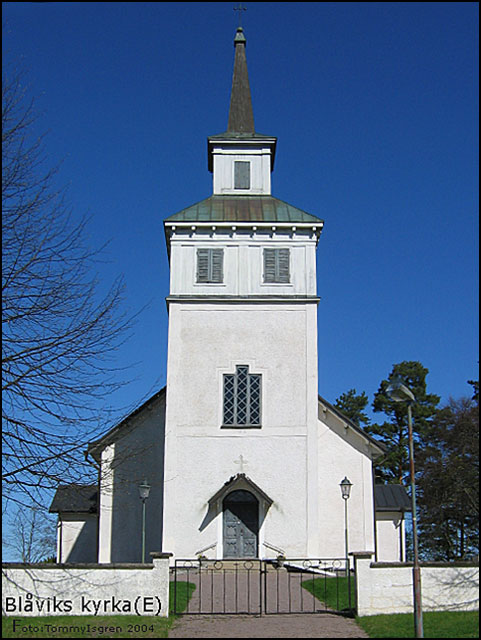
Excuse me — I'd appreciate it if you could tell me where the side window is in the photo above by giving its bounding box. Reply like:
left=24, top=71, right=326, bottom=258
left=196, top=248, right=224, bottom=283
left=263, top=248, right=290, bottom=283
left=234, top=161, right=250, bottom=190
left=223, top=365, right=261, bottom=427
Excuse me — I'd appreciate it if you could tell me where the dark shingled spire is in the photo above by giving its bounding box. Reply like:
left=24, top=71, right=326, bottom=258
left=227, top=27, right=255, bottom=134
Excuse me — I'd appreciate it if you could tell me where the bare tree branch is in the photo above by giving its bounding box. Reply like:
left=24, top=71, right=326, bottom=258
left=2, top=66, right=138, bottom=508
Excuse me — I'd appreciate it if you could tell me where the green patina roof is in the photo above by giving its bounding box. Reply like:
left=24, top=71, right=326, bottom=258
left=164, top=196, right=323, bottom=225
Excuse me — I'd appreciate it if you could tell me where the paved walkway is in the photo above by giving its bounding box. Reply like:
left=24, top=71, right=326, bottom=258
left=170, top=562, right=368, bottom=637
left=174, top=564, right=330, bottom=615
left=169, top=613, right=370, bottom=638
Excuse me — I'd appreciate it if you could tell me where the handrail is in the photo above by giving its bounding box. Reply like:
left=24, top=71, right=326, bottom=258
left=263, top=541, right=285, bottom=555
left=195, top=542, right=217, bottom=556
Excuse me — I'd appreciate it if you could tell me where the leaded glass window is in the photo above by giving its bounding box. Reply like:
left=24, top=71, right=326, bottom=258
left=263, top=248, right=290, bottom=283
left=223, top=365, right=261, bottom=427
left=196, top=248, right=224, bottom=283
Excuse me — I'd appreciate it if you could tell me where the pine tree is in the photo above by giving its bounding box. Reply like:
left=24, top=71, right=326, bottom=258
left=334, top=389, right=370, bottom=426
left=366, top=361, right=440, bottom=484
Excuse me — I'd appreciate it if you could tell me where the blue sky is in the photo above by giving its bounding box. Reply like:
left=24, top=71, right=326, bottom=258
left=3, top=1, right=479, bottom=423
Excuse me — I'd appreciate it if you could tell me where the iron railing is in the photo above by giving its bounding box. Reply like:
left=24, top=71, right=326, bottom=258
left=171, top=557, right=355, bottom=616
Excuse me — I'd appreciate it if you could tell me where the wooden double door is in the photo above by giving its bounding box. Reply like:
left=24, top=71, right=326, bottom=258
left=223, top=490, right=259, bottom=558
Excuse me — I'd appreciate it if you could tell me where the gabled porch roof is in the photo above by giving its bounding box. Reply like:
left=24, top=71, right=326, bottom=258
left=208, top=473, right=273, bottom=506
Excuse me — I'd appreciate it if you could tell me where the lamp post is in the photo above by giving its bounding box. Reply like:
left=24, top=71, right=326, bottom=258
left=340, top=476, right=353, bottom=611
left=386, top=377, right=424, bottom=638
left=138, top=479, right=151, bottom=563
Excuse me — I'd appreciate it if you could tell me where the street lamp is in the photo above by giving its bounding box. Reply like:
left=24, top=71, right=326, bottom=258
left=340, top=476, right=353, bottom=611
left=386, top=377, right=424, bottom=638
left=138, top=479, right=151, bottom=563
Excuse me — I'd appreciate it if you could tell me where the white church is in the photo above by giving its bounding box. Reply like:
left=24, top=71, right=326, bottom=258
left=50, top=27, right=411, bottom=566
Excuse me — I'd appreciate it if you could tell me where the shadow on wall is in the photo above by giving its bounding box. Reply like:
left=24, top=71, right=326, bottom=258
left=423, top=565, right=480, bottom=611
left=60, top=515, right=98, bottom=563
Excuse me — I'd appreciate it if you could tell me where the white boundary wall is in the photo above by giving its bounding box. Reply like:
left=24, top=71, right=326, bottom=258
left=2, top=553, right=171, bottom=617
left=353, top=552, right=479, bottom=617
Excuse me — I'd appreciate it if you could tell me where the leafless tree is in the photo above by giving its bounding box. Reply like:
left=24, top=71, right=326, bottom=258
left=3, top=505, right=57, bottom=563
left=2, top=68, right=136, bottom=511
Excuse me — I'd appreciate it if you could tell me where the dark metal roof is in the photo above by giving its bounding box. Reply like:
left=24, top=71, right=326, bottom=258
left=375, top=484, right=412, bottom=512
left=49, top=482, right=410, bottom=516
left=227, top=27, right=255, bottom=134
left=49, top=484, right=98, bottom=514
left=207, top=27, right=277, bottom=171
left=164, top=195, right=323, bottom=224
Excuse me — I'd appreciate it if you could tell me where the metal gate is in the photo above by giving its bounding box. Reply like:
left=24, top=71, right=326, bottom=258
left=171, top=557, right=355, bottom=616
left=263, top=558, right=354, bottom=615
left=171, top=559, right=262, bottom=615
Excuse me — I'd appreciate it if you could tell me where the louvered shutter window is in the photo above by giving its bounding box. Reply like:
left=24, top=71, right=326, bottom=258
left=263, top=248, right=290, bottom=283
left=234, top=161, right=250, bottom=189
left=196, top=248, right=224, bottom=283
left=223, top=365, right=261, bottom=427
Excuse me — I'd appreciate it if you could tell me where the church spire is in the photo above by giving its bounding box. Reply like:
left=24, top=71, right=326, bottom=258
left=207, top=24, right=277, bottom=191
left=227, top=27, right=255, bottom=134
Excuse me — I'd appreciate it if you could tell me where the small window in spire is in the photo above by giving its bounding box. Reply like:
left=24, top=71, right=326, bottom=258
left=234, top=161, right=250, bottom=190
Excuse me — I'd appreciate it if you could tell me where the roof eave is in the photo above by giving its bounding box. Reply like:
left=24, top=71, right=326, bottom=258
left=318, top=394, right=386, bottom=457
left=86, top=388, right=166, bottom=459
left=164, top=220, right=323, bottom=230
left=207, top=134, right=277, bottom=172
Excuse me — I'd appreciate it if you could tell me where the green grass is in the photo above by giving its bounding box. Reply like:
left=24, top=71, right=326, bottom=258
left=170, top=580, right=196, bottom=617
left=301, top=575, right=356, bottom=613
left=302, top=579, right=478, bottom=638
left=356, top=610, right=479, bottom=638
left=2, top=581, right=196, bottom=639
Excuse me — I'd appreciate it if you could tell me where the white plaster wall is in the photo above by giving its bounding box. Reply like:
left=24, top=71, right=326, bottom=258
left=168, top=229, right=318, bottom=298
left=2, top=556, right=171, bottom=617
left=316, top=418, right=376, bottom=561
left=58, top=515, right=97, bottom=563
left=98, top=394, right=166, bottom=564
left=376, top=512, right=406, bottom=562
left=355, top=555, right=479, bottom=616
left=162, top=301, right=319, bottom=559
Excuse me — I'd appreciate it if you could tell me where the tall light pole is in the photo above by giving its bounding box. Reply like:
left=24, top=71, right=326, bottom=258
left=386, top=377, right=424, bottom=638
left=138, top=479, right=151, bottom=563
left=340, top=476, right=353, bottom=612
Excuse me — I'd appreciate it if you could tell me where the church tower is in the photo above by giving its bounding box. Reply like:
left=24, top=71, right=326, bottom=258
left=162, top=27, right=324, bottom=559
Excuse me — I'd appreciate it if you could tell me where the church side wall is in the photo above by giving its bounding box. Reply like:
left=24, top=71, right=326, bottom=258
left=98, top=395, right=166, bottom=563
left=316, top=412, right=376, bottom=560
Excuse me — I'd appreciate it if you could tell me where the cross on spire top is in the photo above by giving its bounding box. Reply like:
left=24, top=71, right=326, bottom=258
left=233, top=3, right=247, bottom=28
